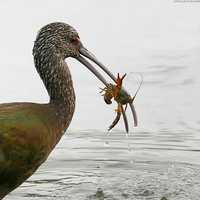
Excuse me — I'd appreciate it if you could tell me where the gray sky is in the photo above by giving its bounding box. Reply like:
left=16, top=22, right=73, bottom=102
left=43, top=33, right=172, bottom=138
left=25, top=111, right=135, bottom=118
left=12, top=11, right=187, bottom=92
left=0, top=0, right=199, bottom=131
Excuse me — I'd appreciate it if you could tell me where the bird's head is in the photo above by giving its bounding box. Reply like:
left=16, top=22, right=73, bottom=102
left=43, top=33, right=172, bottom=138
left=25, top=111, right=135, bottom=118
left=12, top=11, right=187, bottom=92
left=33, top=22, right=138, bottom=130
left=33, top=22, right=117, bottom=86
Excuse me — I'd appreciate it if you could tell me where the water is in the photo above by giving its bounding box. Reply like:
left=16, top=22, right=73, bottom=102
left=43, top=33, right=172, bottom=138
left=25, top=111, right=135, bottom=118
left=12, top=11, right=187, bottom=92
left=4, top=128, right=200, bottom=200
left=1, top=0, right=200, bottom=199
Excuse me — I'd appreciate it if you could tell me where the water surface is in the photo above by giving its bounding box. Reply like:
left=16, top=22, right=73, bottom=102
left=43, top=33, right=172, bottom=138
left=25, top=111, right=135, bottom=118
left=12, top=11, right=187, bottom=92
left=5, top=128, right=200, bottom=200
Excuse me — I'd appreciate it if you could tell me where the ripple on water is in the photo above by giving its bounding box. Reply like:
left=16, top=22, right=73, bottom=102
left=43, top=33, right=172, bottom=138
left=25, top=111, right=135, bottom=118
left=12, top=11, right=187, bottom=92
left=5, top=129, right=200, bottom=200
left=5, top=160, right=200, bottom=200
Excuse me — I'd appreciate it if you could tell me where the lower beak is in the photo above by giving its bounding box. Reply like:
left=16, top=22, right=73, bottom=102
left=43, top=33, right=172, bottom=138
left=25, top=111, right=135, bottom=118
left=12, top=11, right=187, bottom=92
left=76, top=46, right=138, bottom=129
left=76, top=49, right=109, bottom=87
left=78, top=47, right=117, bottom=84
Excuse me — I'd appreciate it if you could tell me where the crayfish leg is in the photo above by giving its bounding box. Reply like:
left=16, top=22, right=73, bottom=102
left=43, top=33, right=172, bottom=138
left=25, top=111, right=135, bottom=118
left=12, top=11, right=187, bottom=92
left=121, top=105, right=129, bottom=133
left=124, top=103, right=128, bottom=111
left=108, top=104, right=121, bottom=131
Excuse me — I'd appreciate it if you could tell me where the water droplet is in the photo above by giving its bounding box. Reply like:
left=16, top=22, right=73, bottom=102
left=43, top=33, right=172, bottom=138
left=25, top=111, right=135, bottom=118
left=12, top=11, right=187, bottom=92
left=104, top=141, right=110, bottom=147
left=125, top=132, right=130, bottom=138
left=106, top=130, right=111, bottom=135
left=130, top=160, right=134, bottom=164
left=127, top=143, right=132, bottom=152
left=103, top=129, right=111, bottom=146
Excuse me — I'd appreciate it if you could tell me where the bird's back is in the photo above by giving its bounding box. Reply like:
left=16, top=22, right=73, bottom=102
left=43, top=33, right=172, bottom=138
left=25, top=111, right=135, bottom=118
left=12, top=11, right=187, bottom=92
left=0, top=102, right=59, bottom=198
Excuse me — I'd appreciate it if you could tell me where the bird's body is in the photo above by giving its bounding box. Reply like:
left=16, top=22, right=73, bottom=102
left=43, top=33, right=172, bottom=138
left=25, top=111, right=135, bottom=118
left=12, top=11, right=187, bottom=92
left=0, top=23, right=76, bottom=197
left=0, top=22, right=135, bottom=199
left=0, top=23, right=77, bottom=198
left=0, top=103, right=60, bottom=197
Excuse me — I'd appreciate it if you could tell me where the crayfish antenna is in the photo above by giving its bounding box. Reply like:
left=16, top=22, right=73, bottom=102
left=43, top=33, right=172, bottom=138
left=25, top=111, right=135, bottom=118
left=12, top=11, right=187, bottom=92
left=128, top=73, right=143, bottom=127
left=131, top=73, right=143, bottom=103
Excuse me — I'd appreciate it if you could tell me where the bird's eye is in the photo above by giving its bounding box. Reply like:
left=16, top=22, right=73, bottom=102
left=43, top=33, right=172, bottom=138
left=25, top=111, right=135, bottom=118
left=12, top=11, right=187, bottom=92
left=70, top=37, right=80, bottom=45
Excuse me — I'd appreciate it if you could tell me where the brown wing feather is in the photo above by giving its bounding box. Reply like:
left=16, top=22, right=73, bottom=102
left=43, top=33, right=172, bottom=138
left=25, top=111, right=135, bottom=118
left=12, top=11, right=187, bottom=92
left=0, top=102, right=58, bottom=195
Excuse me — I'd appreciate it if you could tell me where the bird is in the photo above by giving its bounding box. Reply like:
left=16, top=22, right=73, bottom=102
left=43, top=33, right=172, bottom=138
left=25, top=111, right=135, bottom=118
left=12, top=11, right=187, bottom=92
left=0, top=22, right=121, bottom=199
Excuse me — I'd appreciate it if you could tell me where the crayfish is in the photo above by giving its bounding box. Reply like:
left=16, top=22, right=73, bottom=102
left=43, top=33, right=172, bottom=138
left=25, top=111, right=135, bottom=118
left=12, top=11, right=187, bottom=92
left=100, top=73, right=142, bottom=132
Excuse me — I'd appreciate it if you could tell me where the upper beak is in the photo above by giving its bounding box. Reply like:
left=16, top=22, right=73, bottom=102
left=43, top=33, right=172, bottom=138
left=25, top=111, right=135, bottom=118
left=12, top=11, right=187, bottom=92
left=76, top=46, right=138, bottom=130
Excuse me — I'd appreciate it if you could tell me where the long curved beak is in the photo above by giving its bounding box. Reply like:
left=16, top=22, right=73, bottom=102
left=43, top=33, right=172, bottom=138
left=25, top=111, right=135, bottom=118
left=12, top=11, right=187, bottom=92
left=76, top=46, right=138, bottom=130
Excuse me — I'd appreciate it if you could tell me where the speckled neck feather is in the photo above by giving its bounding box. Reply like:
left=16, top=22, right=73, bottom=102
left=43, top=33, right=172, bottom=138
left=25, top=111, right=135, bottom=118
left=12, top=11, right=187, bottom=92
left=32, top=26, right=76, bottom=126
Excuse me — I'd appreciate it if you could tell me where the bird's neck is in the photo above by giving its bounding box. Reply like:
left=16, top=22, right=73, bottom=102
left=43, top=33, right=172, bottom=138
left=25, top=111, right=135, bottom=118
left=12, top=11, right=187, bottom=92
left=33, top=51, right=75, bottom=129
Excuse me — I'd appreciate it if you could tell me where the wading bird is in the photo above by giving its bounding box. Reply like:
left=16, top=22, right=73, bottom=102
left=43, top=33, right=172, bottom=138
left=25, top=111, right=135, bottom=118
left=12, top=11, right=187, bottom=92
left=0, top=22, right=137, bottom=199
